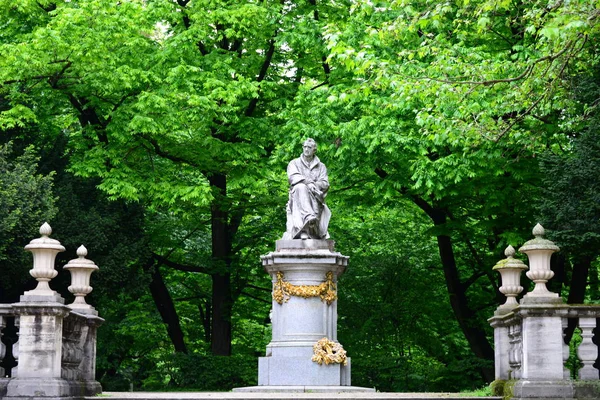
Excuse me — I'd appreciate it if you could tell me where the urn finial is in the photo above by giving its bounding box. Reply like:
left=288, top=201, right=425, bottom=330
left=64, top=244, right=99, bottom=314
left=39, top=222, right=52, bottom=237
left=76, top=245, right=88, bottom=258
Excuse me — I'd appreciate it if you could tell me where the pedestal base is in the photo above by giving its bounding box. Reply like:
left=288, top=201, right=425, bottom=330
left=233, top=385, right=375, bottom=393
left=5, top=377, right=71, bottom=398
left=0, top=377, right=9, bottom=397
left=512, top=380, right=574, bottom=399
left=257, top=356, right=351, bottom=386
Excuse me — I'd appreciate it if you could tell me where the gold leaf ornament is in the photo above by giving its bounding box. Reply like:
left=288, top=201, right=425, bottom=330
left=272, top=271, right=337, bottom=305
left=311, top=337, right=348, bottom=366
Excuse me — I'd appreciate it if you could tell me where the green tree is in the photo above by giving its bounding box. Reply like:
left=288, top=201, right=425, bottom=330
left=277, top=0, right=598, bottom=381
left=0, top=141, right=56, bottom=302
left=539, top=64, right=600, bottom=307
left=0, top=0, right=348, bottom=356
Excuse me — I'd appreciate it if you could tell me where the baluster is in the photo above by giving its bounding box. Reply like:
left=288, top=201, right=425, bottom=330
left=11, top=316, right=19, bottom=378
left=507, top=324, right=516, bottom=378
left=0, top=315, right=5, bottom=377
left=595, top=318, right=600, bottom=373
left=62, top=315, right=86, bottom=381
left=577, top=317, right=598, bottom=380
left=61, top=316, right=76, bottom=380
left=508, top=322, right=523, bottom=379
left=514, top=322, right=523, bottom=379
left=563, top=317, right=570, bottom=379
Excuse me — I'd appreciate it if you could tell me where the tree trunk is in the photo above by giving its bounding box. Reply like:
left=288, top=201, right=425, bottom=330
left=211, top=274, right=232, bottom=355
left=411, top=196, right=495, bottom=382
left=148, top=265, right=188, bottom=353
left=565, top=257, right=592, bottom=343
left=436, top=232, right=495, bottom=382
left=209, top=173, right=233, bottom=356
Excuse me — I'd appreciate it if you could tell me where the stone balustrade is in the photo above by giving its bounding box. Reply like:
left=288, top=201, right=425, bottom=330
left=0, top=223, right=103, bottom=400
left=490, top=224, right=600, bottom=400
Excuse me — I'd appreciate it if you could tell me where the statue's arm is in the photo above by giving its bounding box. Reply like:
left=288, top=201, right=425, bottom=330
left=316, top=165, right=330, bottom=193
left=287, top=160, right=306, bottom=186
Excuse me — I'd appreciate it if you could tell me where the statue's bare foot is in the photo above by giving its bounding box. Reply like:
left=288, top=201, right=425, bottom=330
left=300, top=232, right=309, bottom=239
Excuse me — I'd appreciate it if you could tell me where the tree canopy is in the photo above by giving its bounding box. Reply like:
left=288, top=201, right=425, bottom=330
left=0, top=0, right=599, bottom=391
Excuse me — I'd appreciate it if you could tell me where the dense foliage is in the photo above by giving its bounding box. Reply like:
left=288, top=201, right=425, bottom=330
left=0, top=0, right=598, bottom=392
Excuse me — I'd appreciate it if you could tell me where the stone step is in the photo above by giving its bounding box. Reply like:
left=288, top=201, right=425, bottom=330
left=94, top=392, right=502, bottom=400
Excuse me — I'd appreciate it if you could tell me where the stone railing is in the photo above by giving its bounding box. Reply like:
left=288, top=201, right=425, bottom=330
left=490, top=224, right=600, bottom=400
left=0, top=305, right=17, bottom=397
left=0, top=223, right=103, bottom=400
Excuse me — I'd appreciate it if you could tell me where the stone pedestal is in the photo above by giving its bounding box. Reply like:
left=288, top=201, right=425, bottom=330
left=510, top=305, right=572, bottom=400
left=488, top=312, right=513, bottom=381
left=518, top=305, right=569, bottom=381
left=81, top=314, right=104, bottom=396
left=6, top=302, right=71, bottom=398
left=257, top=240, right=350, bottom=387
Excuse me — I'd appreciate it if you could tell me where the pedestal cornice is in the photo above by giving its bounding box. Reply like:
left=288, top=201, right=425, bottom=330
left=261, top=240, right=349, bottom=275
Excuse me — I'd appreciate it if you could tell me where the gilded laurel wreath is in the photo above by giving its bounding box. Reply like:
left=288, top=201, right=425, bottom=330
left=311, top=337, right=348, bottom=366
left=272, top=271, right=337, bottom=305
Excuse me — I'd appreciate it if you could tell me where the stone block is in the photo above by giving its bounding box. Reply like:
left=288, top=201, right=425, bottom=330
left=0, top=377, right=9, bottom=397
left=258, top=356, right=351, bottom=386
left=19, top=294, right=65, bottom=304
left=512, top=380, right=574, bottom=399
left=233, top=385, right=375, bottom=393
left=573, top=381, right=600, bottom=399
left=519, top=312, right=567, bottom=380
left=5, top=377, right=71, bottom=397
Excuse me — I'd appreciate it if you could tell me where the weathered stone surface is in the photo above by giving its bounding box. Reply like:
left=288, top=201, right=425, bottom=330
left=572, top=381, right=600, bottom=399
left=512, top=380, right=574, bottom=399
left=0, top=377, right=9, bottom=397
left=98, top=392, right=499, bottom=399
left=8, top=303, right=70, bottom=380
left=63, top=245, right=99, bottom=315
left=257, top=356, right=351, bottom=386
left=233, top=384, right=376, bottom=393
left=254, top=240, right=350, bottom=388
left=22, top=223, right=66, bottom=300
left=1, top=224, right=104, bottom=399
left=6, top=377, right=71, bottom=397
left=517, top=305, right=569, bottom=381
left=519, top=224, right=560, bottom=301
left=283, top=139, right=330, bottom=240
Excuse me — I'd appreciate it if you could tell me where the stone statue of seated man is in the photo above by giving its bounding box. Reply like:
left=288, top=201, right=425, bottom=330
left=282, top=138, right=331, bottom=240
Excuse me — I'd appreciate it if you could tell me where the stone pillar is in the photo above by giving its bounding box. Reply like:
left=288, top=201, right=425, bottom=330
left=512, top=224, right=574, bottom=399
left=5, top=223, right=71, bottom=398
left=81, top=315, right=103, bottom=396
left=518, top=306, right=568, bottom=380
left=489, top=246, right=527, bottom=381
left=6, top=305, right=71, bottom=397
left=257, top=239, right=349, bottom=386
left=489, top=316, right=509, bottom=380
left=63, top=245, right=104, bottom=396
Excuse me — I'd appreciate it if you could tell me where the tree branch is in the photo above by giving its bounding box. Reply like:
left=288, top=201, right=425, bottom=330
left=493, top=36, right=585, bottom=142
left=245, top=284, right=272, bottom=293
left=245, top=39, right=276, bottom=117
left=240, top=291, right=271, bottom=304
left=424, top=39, right=575, bottom=86
left=66, top=94, right=109, bottom=144
left=142, top=135, right=202, bottom=168
left=152, top=252, right=210, bottom=274
left=307, top=0, right=331, bottom=80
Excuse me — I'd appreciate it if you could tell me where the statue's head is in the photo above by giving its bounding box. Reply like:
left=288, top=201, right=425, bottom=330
left=302, top=138, right=317, bottom=158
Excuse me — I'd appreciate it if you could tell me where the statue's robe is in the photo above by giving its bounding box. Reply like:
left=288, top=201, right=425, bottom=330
left=283, top=155, right=331, bottom=240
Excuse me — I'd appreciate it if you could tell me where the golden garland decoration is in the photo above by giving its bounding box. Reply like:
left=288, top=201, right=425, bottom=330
left=311, top=337, right=348, bottom=366
left=272, top=271, right=337, bottom=305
